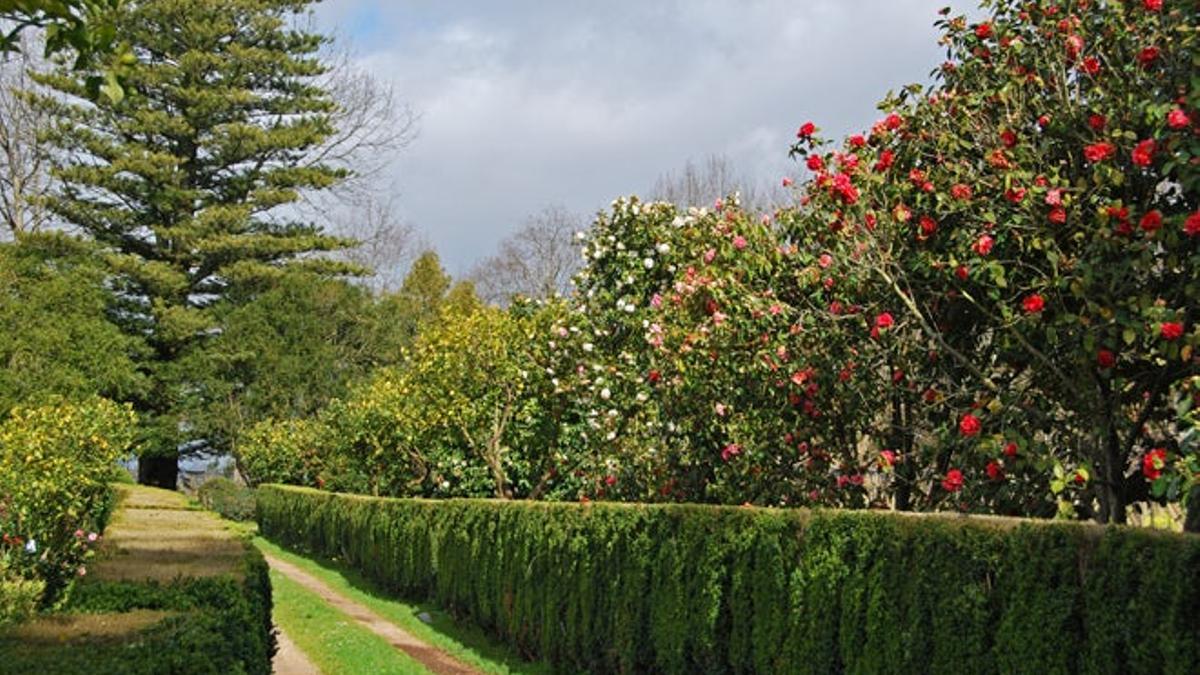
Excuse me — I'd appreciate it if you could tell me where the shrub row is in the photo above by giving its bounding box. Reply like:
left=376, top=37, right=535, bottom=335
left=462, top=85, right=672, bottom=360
left=196, top=477, right=258, bottom=522
left=258, top=485, right=1200, bottom=674
left=0, top=536, right=273, bottom=675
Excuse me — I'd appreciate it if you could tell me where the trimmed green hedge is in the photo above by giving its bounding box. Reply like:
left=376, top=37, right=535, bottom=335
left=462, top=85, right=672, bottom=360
left=258, top=485, right=1200, bottom=674
left=0, top=548, right=273, bottom=675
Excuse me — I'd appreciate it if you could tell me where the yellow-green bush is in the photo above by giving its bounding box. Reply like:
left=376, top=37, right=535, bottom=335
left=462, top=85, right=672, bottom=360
left=0, top=397, right=136, bottom=604
left=258, top=484, right=1200, bottom=674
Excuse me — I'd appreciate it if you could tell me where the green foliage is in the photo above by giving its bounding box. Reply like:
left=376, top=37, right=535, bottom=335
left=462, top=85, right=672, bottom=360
left=0, top=235, right=147, bottom=416
left=27, top=0, right=357, bottom=474
left=237, top=417, right=329, bottom=488
left=196, top=477, right=256, bottom=522
left=0, top=396, right=136, bottom=602
left=378, top=250, right=454, bottom=349
left=0, top=561, right=42, bottom=626
left=259, top=484, right=1200, bottom=674
left=0, top=1, right=132, bottom=101
left=188, top=273, right=393, bottom=452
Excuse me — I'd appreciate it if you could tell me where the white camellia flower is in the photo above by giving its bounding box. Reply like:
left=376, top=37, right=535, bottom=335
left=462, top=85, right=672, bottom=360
left=600, top=388, right=611, bottom=400
left=606, top=431, right=617, bottom=441
left=636, top=392, right=648, bottom=402
left=657, top=242, right=670, bottom=254
left=583, top=342, right=594, bottom=352
left=643, top=258, right=654, bottom=269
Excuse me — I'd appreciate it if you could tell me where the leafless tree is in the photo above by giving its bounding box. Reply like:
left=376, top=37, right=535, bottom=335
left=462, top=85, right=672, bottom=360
left=650, top=153, right=782, bottom=214
left=0, top=35, right=52, bottom=239
left=330, top=193, right=425, bottom=292
left=469, top=205, right=583, bottom=305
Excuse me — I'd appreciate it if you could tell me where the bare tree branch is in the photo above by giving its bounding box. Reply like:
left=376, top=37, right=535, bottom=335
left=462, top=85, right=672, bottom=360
left=0, top=33, right=53, bottom=239
left=469, top=205, right=583, bottom=306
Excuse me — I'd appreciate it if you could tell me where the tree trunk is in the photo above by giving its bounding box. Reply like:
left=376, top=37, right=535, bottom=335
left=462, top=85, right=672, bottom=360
left=138, top=454, right=178, bottom=490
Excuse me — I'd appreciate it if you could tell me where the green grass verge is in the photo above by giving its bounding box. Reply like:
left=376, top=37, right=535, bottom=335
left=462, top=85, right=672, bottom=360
left=271, top=569, right=426, bottom=675
left=255, top=538, right=550, bottom=675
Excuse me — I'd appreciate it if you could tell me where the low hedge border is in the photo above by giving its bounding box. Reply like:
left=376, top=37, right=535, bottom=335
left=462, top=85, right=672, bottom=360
left=0, top=486, right=274, bottom=674
left=258, top=484, right=1200, bottom=674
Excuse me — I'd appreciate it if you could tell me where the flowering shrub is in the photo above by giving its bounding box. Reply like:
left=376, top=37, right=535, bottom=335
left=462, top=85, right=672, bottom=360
left=0, top=397, right=136, bottom=605
left=237, top=417, right=329, bottom=488
left=784, top=0, right=1199, bottom=523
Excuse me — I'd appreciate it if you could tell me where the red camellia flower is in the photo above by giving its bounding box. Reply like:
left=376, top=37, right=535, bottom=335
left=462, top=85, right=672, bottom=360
left=986, top=460, right=1004, bottom=481
left=1143, top=0, right=1162, bottom=11
left=955, top=265, right=969, bottom=281
left=1003, top=442, right=1019, bottom=458
left=1080, top=56, right=1100, bottom=76
left=1139, top=210, right=1163, bottom=232
left=1004, top=186, right=1026, bottom=203
left=849, top=134, right=866, bottom=148
left=1087, top=114, right=1106, bottom=131
left=1138, top=46, right=1160, bottom=66
left=918, top=215, right=937, bottom=239
left=1084, top=142, right=1115, bottom=163
left=959, top=413, right=982, bottom=437
left=806, top=155, right=825, bottom=171
left=1168, top=108, right=1191, bottom=129
left=1022, top=294, right=1045, bottom=314
left=1000, top=129, right=1017, bottom=147
left=874, top=149, right=895, bottom=172
left=1160, top=322, right=1184, bottom=341
left=941, top=468, right=965, bottom=492
left=1186, top=211, right=1200, bottom=237
left=975, top=22, right=993, bottom=39
left=797, top=121, right=816, bottom=138
left=647, top=369, right=661, bottom=384
left=875, top=312, right=895, bottom=330
left=1141, top=448, right=1167, bottom=480
left=1048, top=206, right=1067, bottom=224
left=950, top=183, right=973, bottom=201
left=884, top=113, right=903, bottom=130
left=1097, top=349, right=1116, bottom=369
left=1131, top=139, right=1156, bottom=167
left=972, top=234, right=994, bottom=256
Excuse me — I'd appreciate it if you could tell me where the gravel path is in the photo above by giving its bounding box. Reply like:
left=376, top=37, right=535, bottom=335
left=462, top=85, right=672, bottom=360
left=263, top=553, right=480, bottom=675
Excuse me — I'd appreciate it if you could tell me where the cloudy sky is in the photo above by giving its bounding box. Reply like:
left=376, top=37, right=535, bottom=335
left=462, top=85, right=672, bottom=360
left=311, top=0, right=961, bottom=274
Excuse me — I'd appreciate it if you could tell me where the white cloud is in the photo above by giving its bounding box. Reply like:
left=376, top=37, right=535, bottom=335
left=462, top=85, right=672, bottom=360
left=314, top=0, right=960, bottom=273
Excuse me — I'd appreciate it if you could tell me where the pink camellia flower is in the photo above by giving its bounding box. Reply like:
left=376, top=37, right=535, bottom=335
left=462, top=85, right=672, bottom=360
left=941, top=468, right=965, bottom=492
left=959, top=413, right=982, bottom=437
left=650, top=293, right=662, bottom=309
left=88, top=532, right=98, bottom=542
left=703, top=248, right=716, bottom=264
left=715, top=402, right=727, bottom=417
left=781, top=176, right=794, bottom=187
left=712, top=311, right=727, bottom=326
left=818, top=253, right=833, bottom=269
left=879, top=450, right=896, bottom=469
left=768, top=303, right=782, bottom=316
left=732, top=235, right=747, bottom=250
left=1160, top=322, right=1184, bottom=341
left=721, top=444, right=742, bottom=462
left=972, top=234, right=994, bottom=256
left=1065, top=34, right=1084, bottom=59
left=1044, top=188, right=1063, bottom=206
left=1131, top=139, right=1156, bottom=167
left=1168, top=108, right=1191, bottom=129
left=74, top=529, right=85, bottom=539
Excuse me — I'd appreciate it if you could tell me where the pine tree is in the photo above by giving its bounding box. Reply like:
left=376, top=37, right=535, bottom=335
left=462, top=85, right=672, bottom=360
left=30, top=0, right=358, bottom=487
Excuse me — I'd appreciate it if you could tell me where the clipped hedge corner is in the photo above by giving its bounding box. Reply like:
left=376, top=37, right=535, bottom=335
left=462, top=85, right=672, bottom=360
left=257, top=485, right=1200, bottom=674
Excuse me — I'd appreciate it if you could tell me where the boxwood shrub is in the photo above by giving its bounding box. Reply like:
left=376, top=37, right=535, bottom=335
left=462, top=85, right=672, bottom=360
left=0, top=547, right=273, bottom=675
left=258, top=485, right=1200, bottom=674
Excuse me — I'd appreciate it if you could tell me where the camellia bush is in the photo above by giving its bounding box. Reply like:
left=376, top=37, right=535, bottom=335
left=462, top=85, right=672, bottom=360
left=0, top=397, right=137, bottom=608
left=785, top=0, right=1198, bottom=524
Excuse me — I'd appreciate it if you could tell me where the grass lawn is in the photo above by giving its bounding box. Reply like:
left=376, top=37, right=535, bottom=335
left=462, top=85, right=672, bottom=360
left=255, top=537, right=550, bottom=675
left=271, top=569, right=428, bottom=675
